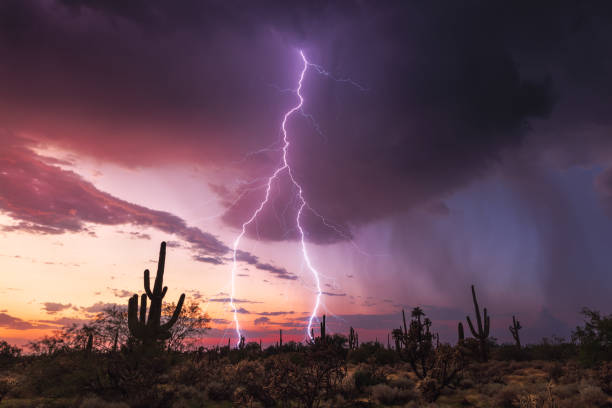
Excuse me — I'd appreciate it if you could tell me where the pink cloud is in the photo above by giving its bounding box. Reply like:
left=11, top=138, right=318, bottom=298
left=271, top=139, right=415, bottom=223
left=0, top=135, right=228, bottom=258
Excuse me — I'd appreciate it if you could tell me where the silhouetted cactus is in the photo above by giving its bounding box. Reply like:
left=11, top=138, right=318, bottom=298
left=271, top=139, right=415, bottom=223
left=458, top=322, right=464, bottom=343
left=128, top=242, right=185, bottom=348
left=279, top=329, right=283, bottom=347
left=348, top=326, right=358, bottom=350
left=320, top=314, right=326, bottom=340
left=239, top=336, right=245, bottom=350
left=466, top=284, right=490, bottom=361
left=509, top=315, right=522, bottom=349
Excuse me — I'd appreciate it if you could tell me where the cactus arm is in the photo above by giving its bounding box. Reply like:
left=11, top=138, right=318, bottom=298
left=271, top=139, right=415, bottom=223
left=128, top=294, right=144, bottom=338
left=484, top=309, right=490, bottom=337
left=128, top=295, right=138, bottom=329
left=139, top=293, right=147, bottom=324
left=153, top=242, right=166, bottom=294
left=471, top=285, right=483, bottom=334
left=466, top=316, right=478, bottom=338
left=144, top=269, right=153, bottom=299
left=160, top=293, right=185, bottom=331
left=161, top=286, right=168, bottom=298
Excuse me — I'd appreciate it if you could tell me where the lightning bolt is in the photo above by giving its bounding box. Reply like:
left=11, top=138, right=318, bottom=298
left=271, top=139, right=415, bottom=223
left=229, top=50, right=361, bottom=344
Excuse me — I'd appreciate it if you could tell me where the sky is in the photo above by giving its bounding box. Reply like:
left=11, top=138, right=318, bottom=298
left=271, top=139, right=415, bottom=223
left=2, top=0, right=612, bottom=347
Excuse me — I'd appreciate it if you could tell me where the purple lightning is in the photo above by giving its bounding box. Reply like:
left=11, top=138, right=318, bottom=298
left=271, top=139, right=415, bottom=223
left=229, top=50, right=363, bottom=344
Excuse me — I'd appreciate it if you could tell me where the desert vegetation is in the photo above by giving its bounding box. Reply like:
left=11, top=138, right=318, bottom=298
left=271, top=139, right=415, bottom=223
left=1, top=242, right=612, bottom=407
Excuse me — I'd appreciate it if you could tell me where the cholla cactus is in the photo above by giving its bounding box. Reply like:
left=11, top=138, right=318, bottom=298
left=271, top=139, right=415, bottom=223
left=127, top=242, right=185, bottom=348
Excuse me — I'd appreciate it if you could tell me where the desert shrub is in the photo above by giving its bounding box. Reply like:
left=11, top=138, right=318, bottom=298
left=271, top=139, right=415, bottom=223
left=370, top=383, right=415, bottom=405
left=491, top=383, right=522, bottom=408
left=579, top=383, right=608, bottom=407
left=79, top=396, right=130, bottom=408
left=547, top=362, right=564, bottom=383
left=479, top=382, right=504, bottom=397
left=206, top=381, right=233, bottom=401
left=597, top=362, right=612, bottom=394
left=527, top=336, right=577, bottom=361
left=232, top=359, right=274, bottom=407
left=553, top=382, right=580, bottom=400
left=348, top=342, right=398, bottom=365
left=493, top=344, right=528, bottom=361
left=353, top=368, right=385, bottom=392
left=388, top=376, right=415, bottom=390
left=416, top=377, right=440, bottom=403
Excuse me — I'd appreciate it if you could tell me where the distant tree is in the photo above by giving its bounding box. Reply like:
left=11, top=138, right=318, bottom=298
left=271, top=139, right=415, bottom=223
left=572, top=308, right=612, bottom=366
left=0, top=340, right=21, bottom=367
left=90, top=305, right=129, bottom=352
left=162, top=299, right=211, bottom=352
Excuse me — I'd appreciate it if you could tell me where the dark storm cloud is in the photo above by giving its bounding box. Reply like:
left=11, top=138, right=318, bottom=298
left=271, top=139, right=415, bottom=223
left=8, top=1, right=609, bottom=245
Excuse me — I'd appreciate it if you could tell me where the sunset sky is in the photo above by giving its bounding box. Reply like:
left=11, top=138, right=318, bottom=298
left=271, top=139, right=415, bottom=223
left=2, top=1, right=612, bottom=347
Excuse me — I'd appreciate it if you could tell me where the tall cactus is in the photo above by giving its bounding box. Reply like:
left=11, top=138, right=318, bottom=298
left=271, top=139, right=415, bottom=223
left=128, top=242, right=185, bottom=348
left=466, top=284, right=490, bottom=361
left=279, top=329, right=283, bottom=347
left=320, top=314, right=326, bottom=340
left=509, top=315, right=522, bottom=349
left=457, top=322, right=464, bottom=343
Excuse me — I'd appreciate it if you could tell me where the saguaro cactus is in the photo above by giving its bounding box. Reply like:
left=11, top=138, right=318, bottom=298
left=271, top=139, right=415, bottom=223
left=457, top=322, right=464, bottom=343
left=466, top=284, right=490, bottom=361
left=128, top=242, right=185, bottom=348
left=509, top=315, right=522, bottom=349
left=279, top=329, right=283, bottom=347
left=320, top=314, right=326, bottom=340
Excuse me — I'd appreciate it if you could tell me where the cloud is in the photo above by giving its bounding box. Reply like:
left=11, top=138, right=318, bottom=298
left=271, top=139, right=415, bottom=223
left=256, top=311, right=294, bottom=316
left=207, top=298, right=262, bottom=304
left=0, top=1, right=575, bottom=246
left=36, top=316, right=90, bottom=327
left=0, top=312, right=54, bottom=330
left=116, top=230, right=151, bottom=240
left=80, top=302, right=120, bottom=314
left=109, top=288, right=133, bottom=298
left=322, top=292, right=346, bottom=297
left=192, top=255, right=224, bottom=265
left=254, top=317, right=270, bottom=325
left=41, top=302, right=72, bottom=314
left=235, top=307, right=250, bottom=314
left=212, top=318, right=230, bottom=325
left=234, top=250, right=296, bottom=280
left=0, top=136, right=230, bottom=259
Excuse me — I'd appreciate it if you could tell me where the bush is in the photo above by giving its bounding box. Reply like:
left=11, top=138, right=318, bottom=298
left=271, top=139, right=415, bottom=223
left=579, top=384, right=608, bottom=407
left=370, top=383, right=414, bottom=405
left=353, top=368, right=385, bottom=393
left=79, top=396, right=130, bottom=408
left=206, top=381, right=232, bottom=401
